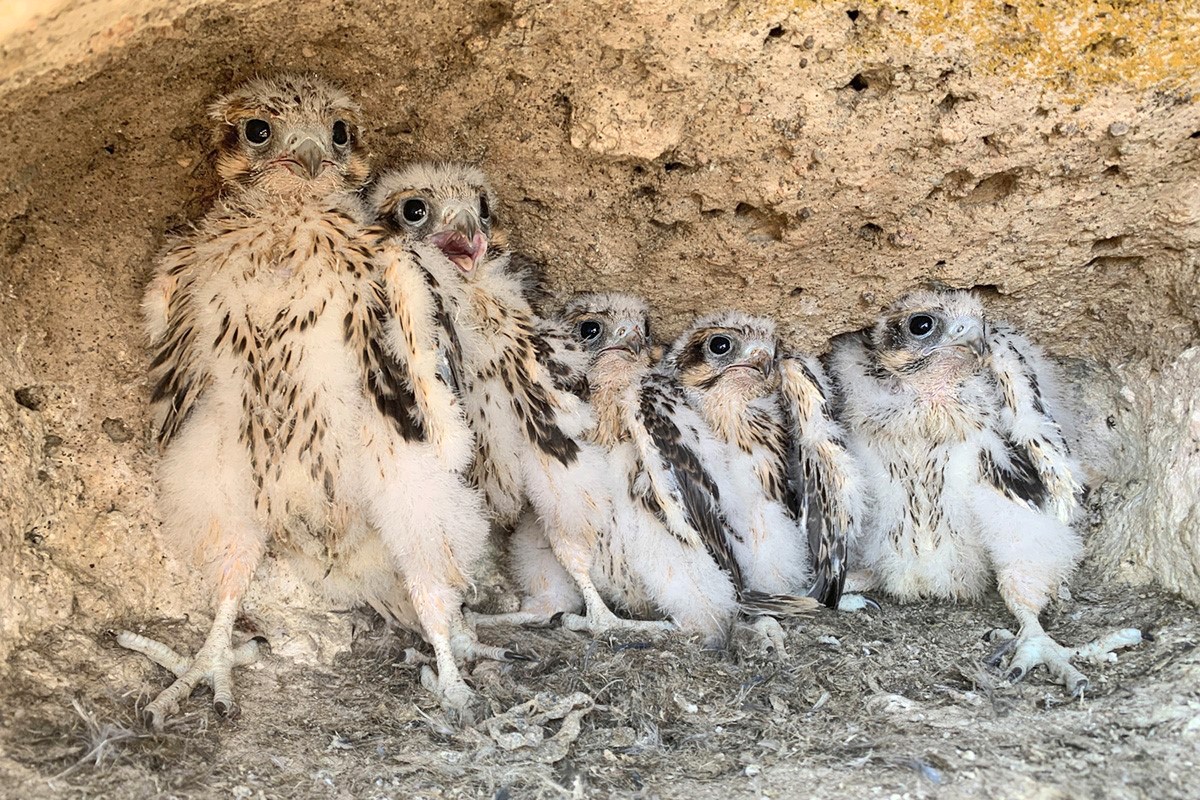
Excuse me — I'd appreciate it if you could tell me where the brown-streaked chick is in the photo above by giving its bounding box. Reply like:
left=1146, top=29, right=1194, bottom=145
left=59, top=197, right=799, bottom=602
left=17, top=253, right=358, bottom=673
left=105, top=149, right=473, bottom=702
left=508, top=294, right=822, bottom=649
left=827, top=289, right=1144, bottom=695
left=662, top=312, right=866, bottom=615
left=118, top=76, right=511, bottom=726
left=367, top=164, right=654, bottom=636
left=506, top=292, right=737, bottom=644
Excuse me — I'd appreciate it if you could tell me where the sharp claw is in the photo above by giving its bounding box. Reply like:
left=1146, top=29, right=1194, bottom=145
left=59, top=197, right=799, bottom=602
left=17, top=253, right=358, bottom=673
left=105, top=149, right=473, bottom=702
left=140, top=707, right=160, bottom=728
left=214, top=699, right=235, bottom=718
left=503, top=650, right=536, bottom=662
left=1071, top=679, right=1089, bottom=698
left=1007, top=666, right=1024, bottom=682
left=398, top=648, right=423, bottom=664
left=986, top=637, right=1017, bottom=667
left=862, top=596, right=882, bottom=611
left=1141, top=630, right=1155, bottom=643
left=549, top=611, right=566, bottom=627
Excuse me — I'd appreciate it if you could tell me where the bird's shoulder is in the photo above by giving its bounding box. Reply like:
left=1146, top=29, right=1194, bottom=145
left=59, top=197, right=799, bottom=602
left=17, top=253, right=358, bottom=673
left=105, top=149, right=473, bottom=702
left=530, top=318, right=590, bottom=398
left=634, top=372, right=718, bottom=461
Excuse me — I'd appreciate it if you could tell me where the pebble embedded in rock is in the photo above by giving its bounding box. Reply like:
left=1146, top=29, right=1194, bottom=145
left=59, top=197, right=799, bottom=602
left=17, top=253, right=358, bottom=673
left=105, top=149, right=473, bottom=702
left=14, top=386, right=44, bottom=411
left=102, top=417, right=134, bottom=443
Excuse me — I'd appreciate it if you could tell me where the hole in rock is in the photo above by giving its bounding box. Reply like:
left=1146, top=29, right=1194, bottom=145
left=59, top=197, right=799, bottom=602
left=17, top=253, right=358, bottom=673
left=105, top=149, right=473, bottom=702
left=1092, top=236, right=1125, bottom=252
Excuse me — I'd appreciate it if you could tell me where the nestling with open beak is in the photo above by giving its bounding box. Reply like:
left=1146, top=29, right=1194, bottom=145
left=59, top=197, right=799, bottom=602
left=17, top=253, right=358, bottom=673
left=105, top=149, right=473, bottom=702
left=118, top=76, right=513, bottom=726
left=827, top=289, right=1144, bottom=695
left=663, top=313, right=865, bottom=616
left=368, top=164, right=655, bottom=637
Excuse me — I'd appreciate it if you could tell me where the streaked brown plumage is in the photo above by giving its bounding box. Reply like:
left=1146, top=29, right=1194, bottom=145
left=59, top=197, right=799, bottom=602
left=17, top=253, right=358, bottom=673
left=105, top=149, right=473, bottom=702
left=828, top=289, right=1143, bottom=694
left=119, top=76, right=508, bottom=726
left=664, top=312, right=864, bottom=611
left=367, top=164, right=654, bottom=635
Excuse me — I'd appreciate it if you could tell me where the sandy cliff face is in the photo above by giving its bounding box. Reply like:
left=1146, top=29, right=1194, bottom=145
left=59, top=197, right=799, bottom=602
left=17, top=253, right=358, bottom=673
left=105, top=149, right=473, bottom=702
left=0, top=0, right=1197, bottom=660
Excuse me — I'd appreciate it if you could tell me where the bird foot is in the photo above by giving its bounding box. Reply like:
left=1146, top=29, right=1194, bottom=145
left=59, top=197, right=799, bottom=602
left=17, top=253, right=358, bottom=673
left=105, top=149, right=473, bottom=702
left=449, top=624, right=534, bottom=663
left=117, top=629, right=263, bottom=728
left=742, top=616, right=788, bottom=658
left=419, top=666, right=483, bottom=725
left=463, top=608, right=561, bottom=630
left=557, top=607, right=675, bottom=637
left=985, top=626, right=1144, bottom=696
left=836, top=593, right=881, bottom=613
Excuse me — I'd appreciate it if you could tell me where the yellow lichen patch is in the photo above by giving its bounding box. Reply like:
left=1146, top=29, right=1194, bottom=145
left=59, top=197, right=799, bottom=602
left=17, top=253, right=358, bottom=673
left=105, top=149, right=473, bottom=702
left=912, top=0, right=1200, bottom=94
left=762, top=0, right=1200, bottom=97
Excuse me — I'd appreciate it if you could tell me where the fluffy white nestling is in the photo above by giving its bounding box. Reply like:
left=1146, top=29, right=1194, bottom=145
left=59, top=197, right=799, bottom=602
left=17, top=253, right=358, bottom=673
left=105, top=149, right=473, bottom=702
left=118, top=76, right=510, bottom=725
left=661, top=312, right=864, bottom=611
left=366, top=164, right=648, bottom=635
left=827, top=289, right=1143, bottom=694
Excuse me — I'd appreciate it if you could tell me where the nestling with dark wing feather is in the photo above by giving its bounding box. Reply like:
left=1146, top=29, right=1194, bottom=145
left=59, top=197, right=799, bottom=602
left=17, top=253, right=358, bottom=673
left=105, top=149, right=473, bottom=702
left=662, top=313, right=867, bottom=615
left=367, top=163, right=661, bottom=636
left=827, top=289, right=1144, bottom=695
left=510, top=292, right=737, bottom=645
left=118, top=75, right=514, bottom=725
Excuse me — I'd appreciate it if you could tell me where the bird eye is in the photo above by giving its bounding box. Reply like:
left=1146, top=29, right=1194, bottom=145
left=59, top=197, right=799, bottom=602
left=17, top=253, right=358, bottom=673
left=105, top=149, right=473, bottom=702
left=332, top=120, right=349, bottom=147
left=402, top=198, right=429, bottom=224
left=579, top=320, right=602, bottom=341
left=479, top=194, right=491, bottom=221
left=908, top=314, right=936, bottom=338
left=708, top=335, right=732, bottom=355
left=244, top=119, right=272, bottom=146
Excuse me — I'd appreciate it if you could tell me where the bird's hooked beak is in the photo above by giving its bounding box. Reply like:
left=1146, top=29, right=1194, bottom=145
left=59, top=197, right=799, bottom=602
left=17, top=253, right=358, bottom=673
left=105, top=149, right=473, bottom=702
left=429, top=201, right=488, bottom=274
left=936, top=318, right=987, bottom=359
left=603, top=320, right=646, bottom=356
left=282, top=132, right=330, bottom=180
left=734, top=344, right=775, bottom=379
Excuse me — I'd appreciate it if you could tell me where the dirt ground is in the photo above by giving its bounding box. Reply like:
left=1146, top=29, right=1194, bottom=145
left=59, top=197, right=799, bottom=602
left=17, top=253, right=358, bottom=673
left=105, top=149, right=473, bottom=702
left=2, top=0, right=1199, bottom=797
left=2, top=570, right=1197, bottom=800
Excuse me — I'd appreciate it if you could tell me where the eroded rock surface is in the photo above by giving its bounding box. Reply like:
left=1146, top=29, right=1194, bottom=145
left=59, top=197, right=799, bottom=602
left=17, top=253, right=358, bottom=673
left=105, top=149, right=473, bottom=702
left=0, top=0, right=1197, bottom=659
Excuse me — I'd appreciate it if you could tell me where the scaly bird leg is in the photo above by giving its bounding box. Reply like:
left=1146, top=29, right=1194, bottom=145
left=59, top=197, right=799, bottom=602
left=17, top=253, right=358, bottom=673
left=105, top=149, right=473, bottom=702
left=399, top=577, right=483, bottom=722
left=559, top=574, right=676, bottom=636
left=467, top=608, right=562, bottom=628
left=118, top=596, right=263, bottom=728
left=987, top=607, right=1144, bottom=697
left=449, top=609, right=534, bottom=662
left=466, top=593, right=579, bottom=630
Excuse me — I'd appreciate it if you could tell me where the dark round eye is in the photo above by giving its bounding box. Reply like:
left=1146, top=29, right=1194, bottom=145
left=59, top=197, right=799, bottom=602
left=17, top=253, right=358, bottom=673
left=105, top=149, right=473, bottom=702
left=908, top=314, right=935, bottom=338
left=244, top=118, right=271, bottom=145
left=402, top=198, right=428, bottom=224
left=579, top=320, right=602, bottom=341
left=332, top=120, right=349, bottom=147
left=479, top=194, right=491, bottom=221
left=708, top=335, right=732, bottom=355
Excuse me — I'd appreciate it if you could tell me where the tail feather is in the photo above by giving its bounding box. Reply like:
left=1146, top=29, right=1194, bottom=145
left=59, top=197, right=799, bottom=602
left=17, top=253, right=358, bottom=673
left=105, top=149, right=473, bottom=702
left=778, top=354, right=865, bottom=613
left=739, top=590, right=821, bottom=619
left=805, top=560, right=845, bottom=610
